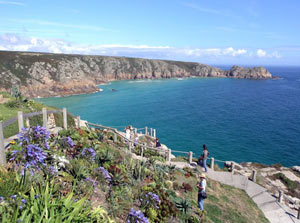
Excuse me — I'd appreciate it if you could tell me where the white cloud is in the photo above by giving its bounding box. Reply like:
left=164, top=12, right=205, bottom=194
left=257, top=49, right=267, bottom=57
left=0, top=1, right=24, bottom=6
left=256, top=49, right=281, bottom=58
left=0, top=34, right=281, bottom=62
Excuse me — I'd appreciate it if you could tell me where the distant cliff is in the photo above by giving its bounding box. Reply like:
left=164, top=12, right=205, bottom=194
left=0, top=51, right=272, bottom=98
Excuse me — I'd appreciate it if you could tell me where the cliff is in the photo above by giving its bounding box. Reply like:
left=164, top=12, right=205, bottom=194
left=0, top=51, right=272, bottom=98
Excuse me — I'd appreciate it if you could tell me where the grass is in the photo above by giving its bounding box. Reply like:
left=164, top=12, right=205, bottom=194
left=204, top=179, right=269, bottom=223
left=171, top=167, right=269, bottom=223
left=0, top=92, right=75, bottom=138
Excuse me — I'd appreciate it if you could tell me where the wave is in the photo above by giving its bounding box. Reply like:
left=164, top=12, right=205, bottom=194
left=128, top=80, right=154, bottom=83
left=99, top=82, right=111, bottom=85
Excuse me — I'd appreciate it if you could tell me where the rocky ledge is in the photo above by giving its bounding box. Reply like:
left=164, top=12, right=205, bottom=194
left=0, top=51, right=272, bottom=98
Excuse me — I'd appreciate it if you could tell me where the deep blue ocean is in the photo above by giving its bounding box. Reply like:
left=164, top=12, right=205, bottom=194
left=38, top=66, right=300, bottom=167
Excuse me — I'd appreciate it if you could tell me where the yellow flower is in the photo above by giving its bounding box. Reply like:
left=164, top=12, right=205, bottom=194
left=10, top=140, right=16, bottom=145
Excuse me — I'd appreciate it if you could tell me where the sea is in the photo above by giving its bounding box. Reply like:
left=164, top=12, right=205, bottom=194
left=38, top=66, right=300, bottom=167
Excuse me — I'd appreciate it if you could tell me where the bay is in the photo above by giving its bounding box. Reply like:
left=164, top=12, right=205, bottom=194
left=38, top=66, right=300, bottom=167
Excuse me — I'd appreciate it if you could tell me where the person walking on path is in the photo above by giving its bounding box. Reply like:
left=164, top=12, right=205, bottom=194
left=197, top=173, right=207, bottom=213
left=202, top=144, right=209, bottom=172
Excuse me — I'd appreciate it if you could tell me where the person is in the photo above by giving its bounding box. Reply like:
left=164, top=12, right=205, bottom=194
left=155, top=138, right=161, bottom=148
left=197, top=173, right=207, bottom=212
left=202, top=144, right=209, bottom=172
left=124, top=126, right=131, bottom=141
left=134, top=136, right=139, bottom=147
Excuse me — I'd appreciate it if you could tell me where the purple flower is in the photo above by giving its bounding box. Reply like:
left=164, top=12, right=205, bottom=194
left=0, top=196, right=4, bottom=202
left=21, top=199, right=26, bottom=204
left=81, top=148, right=96, bottom=160
left=86, top=177, right=98, bottom=187
left=66, top=137, right=75, bottom=147
left=19, top=205, right=23, bottom=209
left=10, top=195, right=17, bottom=199
left=127, top=208, right=149, bottom=223
left=95, top=167, right=111, bottom=183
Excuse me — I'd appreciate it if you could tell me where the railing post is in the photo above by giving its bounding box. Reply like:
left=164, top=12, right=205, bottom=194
left=17, top=111, right=24, bottom=132
left=297, top=206, right=300, bottom=219
left=188, top=151, right=193, bottom=164
left=145, top=126, right=148, bottom=136
left=128, top=142, right=132, bottom=153
left=278, top=190, right=284, bottom=203
left=141, top=145, right=144, bottom=157
left=63, top=108, right=67, bottom=129
left=153, top=129, right=156, bottom=138
left=166, top=149, right=171, bottom=162
left=76, top=116, right=81, bottom=128
left=113, top=130, right=117, bottom=143
left=211, top=157, right=215, bottom=171
left=134, top=128, right=137, bottom=135
left=42, top=108, right=48, bottom=129
left=0, top=121, right=6, bottom=167
left=231, top=162, right=235, bottom=175
left=150, top=128, right=153, bottom=137
left=252, top=170, right=257, bottom=183
left=25, top=118, right=30, bottom=128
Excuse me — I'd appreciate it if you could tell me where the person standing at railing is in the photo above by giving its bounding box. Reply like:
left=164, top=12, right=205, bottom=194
left=202, top=144, right=209, bottom=172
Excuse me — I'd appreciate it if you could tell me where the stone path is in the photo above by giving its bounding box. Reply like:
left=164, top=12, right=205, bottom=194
left=189, top=165, right=300, bottom=223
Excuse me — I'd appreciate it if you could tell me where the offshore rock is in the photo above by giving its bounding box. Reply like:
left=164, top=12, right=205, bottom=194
left=0, top=51, right=272, bottom=97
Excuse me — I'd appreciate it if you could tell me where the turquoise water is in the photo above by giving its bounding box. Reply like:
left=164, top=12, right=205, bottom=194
left=38, top=66, right=300, bottom=167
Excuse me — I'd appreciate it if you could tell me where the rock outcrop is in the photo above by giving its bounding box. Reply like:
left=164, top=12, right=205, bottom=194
left=0, top=51, right=272, bottom=98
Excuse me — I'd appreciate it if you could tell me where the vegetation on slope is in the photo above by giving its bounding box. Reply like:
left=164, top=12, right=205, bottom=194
left=0, top=122, right=268, bottom=222
left=0, top=92, right=75, bottom=138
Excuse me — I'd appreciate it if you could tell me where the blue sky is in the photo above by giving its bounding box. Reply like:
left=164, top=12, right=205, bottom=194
left=0, top=0, right=299, bottom=65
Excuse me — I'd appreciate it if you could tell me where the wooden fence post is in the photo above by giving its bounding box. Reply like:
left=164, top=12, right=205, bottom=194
left=278, top=190, right=284, bottom=203
left=231, top=162, right=235, bottom=175
left=113, top=130, right=117, bottom=143
left=211, top=157, right=215, bottom=171
left=141, top=147, right=144, bottom=157
left=188, top=151, right=193, bottom=164
left=17, top=111, right=24, bottom=132
left=297, top=206, right=300, bottom=219
left=153, top=129, right=156, bottom=138
left=128, top=142, right=132, bottom=153
left=76, top=116, right=81, bottom=128
left=134, top=128, right=137, bottom=135
left=0, top=121, right=6, bottom=167
left=63, top=108, right=67, bottom=129
left=166, top=149, right=171, bottom=162
left=42, top=108, right=48, bottom=129
left=25, top=118, right=30, bottom=128
left=145, top=126, right=148, bottom=136
left=252, top=170, right=257, bottom=183
left=150, top=128, right=153, bottom=137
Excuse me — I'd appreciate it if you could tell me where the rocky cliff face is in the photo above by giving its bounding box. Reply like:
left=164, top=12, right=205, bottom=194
left=0, top=51, right=272, bottom=98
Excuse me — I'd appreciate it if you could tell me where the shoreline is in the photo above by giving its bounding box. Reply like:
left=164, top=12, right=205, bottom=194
left=34, top=75, right=279, bottom=99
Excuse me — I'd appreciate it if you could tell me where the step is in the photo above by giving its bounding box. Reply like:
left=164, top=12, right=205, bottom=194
left=245, top=180, right=267, bottom=197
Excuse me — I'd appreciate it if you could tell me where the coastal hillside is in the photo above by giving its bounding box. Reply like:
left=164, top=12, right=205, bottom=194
left=0, top=51, right=272, bottom=98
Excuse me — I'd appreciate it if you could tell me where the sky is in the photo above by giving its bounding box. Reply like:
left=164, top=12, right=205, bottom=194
left=0, top=0, right=299, bottom=66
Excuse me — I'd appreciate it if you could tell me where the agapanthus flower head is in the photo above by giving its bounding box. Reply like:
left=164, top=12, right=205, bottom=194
left=81, top=148, right=96, bottom=160
left=95, top=167, right=111, bottom=183
left=127, top=208, right=149, bottom=223
left=10, top=195, right=17, bottom=199
left=66, top=137, right=75, bottom=147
